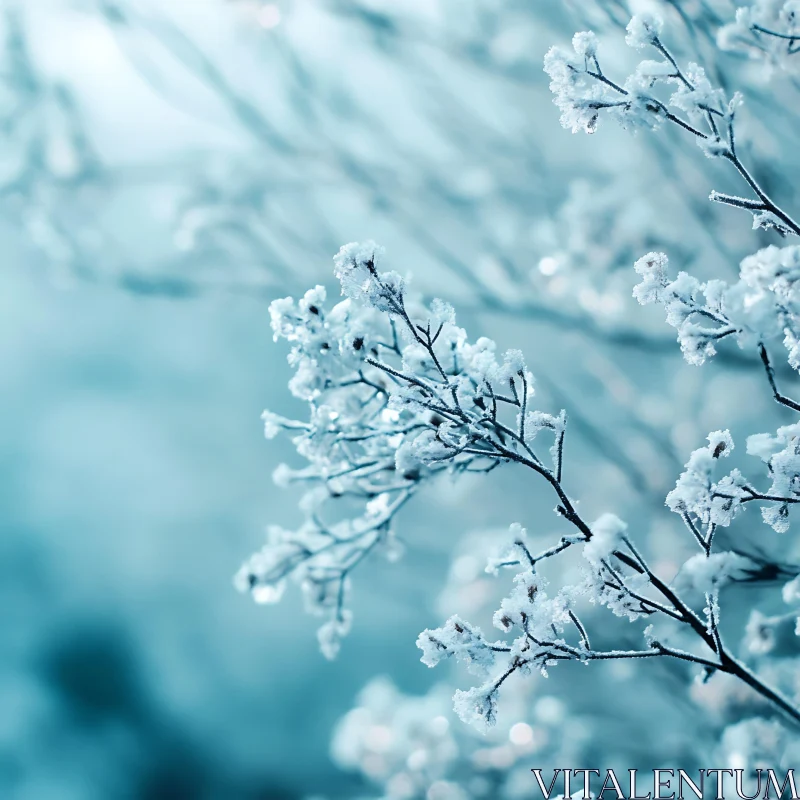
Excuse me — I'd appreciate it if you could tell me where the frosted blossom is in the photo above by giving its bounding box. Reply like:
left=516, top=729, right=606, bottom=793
left=762, top=503, right=791, bottom=532
left=546, top=14, right=740, bottom=143
left=233, top=524, right=305, bottom=599
left=740, top=244, right=800, bottom=297
left=333, top=240, right=390, bottom=307
left=745, top=423, right=800, bottom=532
left=633, top=252, right=669, bottom=305
left=417, top=617, right=500, bottom=677
left=708, top=430, right=734, bottom=458
left=668, top=64, right=725, bottom=126
left=633, top=244, right=800, bottom=375
left=242, top=243, right=576, bottom=654
left=582, top=513, right=627, bottom=567
left=625, top=14, right=664, bottom=50
left=634, top=256, right=738, bottom=366
left=584, top=565, right=651, bottom=622
left=270, top=285, right=327, bottom=342
left=493, top=572, right=568, bottom=638
left=676, top=552, right=754, bottom=594
left=271, top=463, right=293, bottom=488
left=429, top=297, right=456, bottom=327
left=522, top=410, right=566, bottom=469
left=699, top=137, right=733, bottom=160
left=572, top=31, right=598, bottom=58
left=261, top=410, right=285, bottom=440
left=746, top=426, right=797, bottom=462
left=736, top=245, right=800, bottom=365
left=452, top=684, right=499, bottom=733
left=666, top=431, right=747, bottom=527
left=420, top=537, right=585, bottom=731
left=544, top=34, right=666, bottom=135
left=785, top=329, right=800, bottom=371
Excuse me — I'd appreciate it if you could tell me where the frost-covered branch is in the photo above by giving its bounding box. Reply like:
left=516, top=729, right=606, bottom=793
left=545, top=15, right=800, bottom=237
left=242, top=238, right=800, bottom=733
left=419, top=430, right=800, bottom=732
left=534, top=10, right=800, bottom=748
left=237, top=242, right=571, bottom=656
left=632, top=246, right=800, bottom=413
left=226, top=5, right=800, bottom=779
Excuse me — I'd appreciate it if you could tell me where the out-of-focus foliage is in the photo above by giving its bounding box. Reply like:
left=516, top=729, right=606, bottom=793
left=5, top=0, right=800, bottom=798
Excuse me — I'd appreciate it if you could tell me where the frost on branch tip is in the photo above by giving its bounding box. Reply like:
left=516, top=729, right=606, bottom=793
left=746, top=423, right=800, bottom=532
left=633, top=247, right=800, bottom=372
left=624, top=13, right=663, bottom=50
left=666, top=430, right=747, bottom=528
left=238, top=241, right=567, bottom=657
left=544, top=15, right=737, bottom=142
left=417, top=616, right=502, bottom=678
left=549, top=15, right=800, bottom=246
left=416, top=514, right=687, bottom=731
left=418, top=563, right=578, bottom=731
left=665, top=427, right=800, bottom=536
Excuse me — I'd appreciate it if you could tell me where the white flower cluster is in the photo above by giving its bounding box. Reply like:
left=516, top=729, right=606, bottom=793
left=636, top=251, right=800, bottom=534
left=237, top=242, right=567, bottom=656
left=719, top=0, right=800, bottom=74
left=677, top=552, right=754, bottom=596
left=632, top=252, right=733, bottom=366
